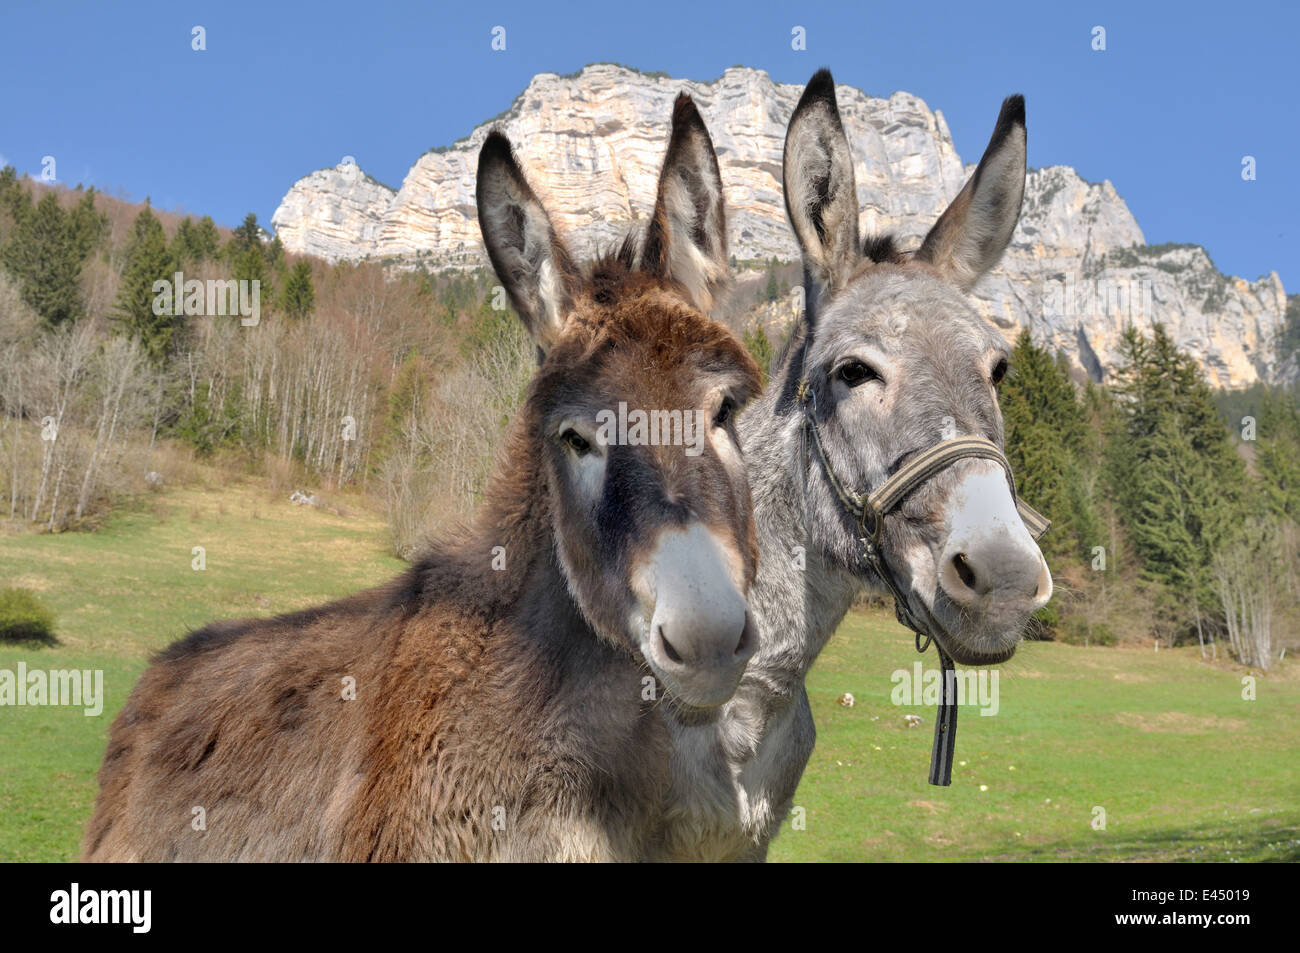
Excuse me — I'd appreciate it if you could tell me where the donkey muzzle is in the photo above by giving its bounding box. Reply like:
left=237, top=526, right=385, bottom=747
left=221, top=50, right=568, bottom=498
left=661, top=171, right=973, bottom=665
left=637, top=523, right=756, bottom=709
left=937, top=464, right=1053, bottom=614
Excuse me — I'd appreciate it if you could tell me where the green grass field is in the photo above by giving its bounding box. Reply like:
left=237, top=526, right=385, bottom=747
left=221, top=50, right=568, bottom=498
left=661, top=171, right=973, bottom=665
left=770, top=615, right=1299, bottom=862
left=1, top=484, right=1296, bottom=862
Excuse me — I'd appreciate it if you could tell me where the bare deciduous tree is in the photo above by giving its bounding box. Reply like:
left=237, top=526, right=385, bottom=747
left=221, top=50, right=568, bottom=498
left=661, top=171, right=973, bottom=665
left=380, top=323, right=532, bottom=558
left=1213, top=520, right=1277, bottom=670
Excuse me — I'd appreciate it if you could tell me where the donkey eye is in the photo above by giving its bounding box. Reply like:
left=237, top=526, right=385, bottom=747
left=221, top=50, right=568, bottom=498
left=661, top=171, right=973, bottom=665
left=713, top=397, right=737, bottom=429
left=561, top=429, right=591, bottom=456
left=991, top=358, right=1009, bottom=385
left=836, top=361, right=880, bottom=388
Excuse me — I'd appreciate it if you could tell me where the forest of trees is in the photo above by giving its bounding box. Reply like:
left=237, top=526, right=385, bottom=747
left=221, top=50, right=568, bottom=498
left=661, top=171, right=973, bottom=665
left=0, top=169, right=1292, bottom=666
left=0, top=170, right=531, bottom=555
left=999, top=325, right=1292, bottom=668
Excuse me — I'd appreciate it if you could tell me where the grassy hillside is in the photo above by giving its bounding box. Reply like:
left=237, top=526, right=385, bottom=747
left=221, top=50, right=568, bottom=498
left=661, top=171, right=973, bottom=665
left=0, top=484, right=1295, bottom=861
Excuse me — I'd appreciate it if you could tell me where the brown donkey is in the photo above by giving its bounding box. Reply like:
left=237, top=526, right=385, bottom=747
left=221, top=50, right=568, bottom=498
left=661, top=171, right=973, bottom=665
left=82, top=96, right=762, bottom=862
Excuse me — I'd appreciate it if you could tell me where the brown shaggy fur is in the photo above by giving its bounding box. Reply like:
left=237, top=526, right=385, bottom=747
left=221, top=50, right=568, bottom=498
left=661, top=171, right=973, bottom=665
left=83, top=120, right=761, bottom=862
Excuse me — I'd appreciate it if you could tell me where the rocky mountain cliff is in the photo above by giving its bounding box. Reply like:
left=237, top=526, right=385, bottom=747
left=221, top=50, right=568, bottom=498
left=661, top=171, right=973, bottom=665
left=271, top=64, right=1286, bottom=388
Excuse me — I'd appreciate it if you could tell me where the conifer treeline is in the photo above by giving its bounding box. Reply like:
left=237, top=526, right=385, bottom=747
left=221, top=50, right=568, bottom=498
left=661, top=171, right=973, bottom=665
left=998, top=326, right=1289, bottom=662
left=0, top=167, right=104, bottom=326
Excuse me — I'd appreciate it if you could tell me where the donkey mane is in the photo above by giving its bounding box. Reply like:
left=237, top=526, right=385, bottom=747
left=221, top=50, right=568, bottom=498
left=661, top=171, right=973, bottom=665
left=152, top=604, right=366, bottom=666
left=587, top=230, right=735, bottom=321
left=862, top=232, right=904, bottom=264
left=586, top=234, right=642, bottom=302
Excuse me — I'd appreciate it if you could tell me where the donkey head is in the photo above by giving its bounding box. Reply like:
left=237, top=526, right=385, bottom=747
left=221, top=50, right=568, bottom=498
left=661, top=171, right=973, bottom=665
left=781, top=70, right=1051, bottom=664
left=477, top=95, right=762, bottom=708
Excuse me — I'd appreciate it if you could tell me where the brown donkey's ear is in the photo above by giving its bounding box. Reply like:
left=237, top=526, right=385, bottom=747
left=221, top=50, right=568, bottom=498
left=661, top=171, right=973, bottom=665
left=476, top=131, right=581, bottom=352
left=783, top=68, right=860, bottom=302
left=642, top=94, right=730, bottom=314
left=916, top=95, right=1026, bottom=291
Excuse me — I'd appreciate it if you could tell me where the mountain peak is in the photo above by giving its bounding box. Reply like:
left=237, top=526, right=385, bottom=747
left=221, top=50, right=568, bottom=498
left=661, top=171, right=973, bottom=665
left=270, top=69, right=1286, bottom=388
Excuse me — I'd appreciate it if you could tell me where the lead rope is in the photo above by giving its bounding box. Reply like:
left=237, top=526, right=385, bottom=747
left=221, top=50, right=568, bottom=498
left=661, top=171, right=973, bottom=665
left=872, top=527, right=959, bottom=788
left=794, top=366, right=1048, bottom=788
left=917, top=630, right=958, bottom=786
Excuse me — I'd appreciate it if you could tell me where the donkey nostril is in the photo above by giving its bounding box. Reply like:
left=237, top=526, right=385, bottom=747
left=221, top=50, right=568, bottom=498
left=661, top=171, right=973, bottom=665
left=657, top=626, right=683, bottom=665
left=734, top=619, right=753, bottom=657
left=952, top=552, right=977, bottom=590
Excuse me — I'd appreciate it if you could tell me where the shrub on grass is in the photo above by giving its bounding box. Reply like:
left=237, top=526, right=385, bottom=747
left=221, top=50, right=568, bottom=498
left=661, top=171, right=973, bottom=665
left=0, top=588, right=58, bottom=645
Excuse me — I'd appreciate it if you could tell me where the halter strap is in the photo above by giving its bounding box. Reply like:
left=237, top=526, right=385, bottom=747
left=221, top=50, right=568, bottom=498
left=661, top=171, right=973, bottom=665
left=795, top=375, right=1049, bottom=786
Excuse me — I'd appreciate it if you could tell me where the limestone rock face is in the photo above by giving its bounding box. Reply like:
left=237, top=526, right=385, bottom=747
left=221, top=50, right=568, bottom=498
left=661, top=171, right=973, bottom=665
left=271, top=64, right=1287, bottom=388
left=971, top=167, right=1284, bottom=388
left=272, top=65, right=970, bottom=265
left=270, top=163, right=395, bottom=262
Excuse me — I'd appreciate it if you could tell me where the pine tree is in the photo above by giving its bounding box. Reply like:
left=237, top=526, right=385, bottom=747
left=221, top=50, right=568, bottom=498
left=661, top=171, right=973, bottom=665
left=68, top=188, right=106, bottom=260
left=1253, top=389, right=1300, bottom=519
left=170, top=215, right=221, bottom=265
left=279, top=259, right=316, bottom=319
left=0, top=166, right=20, bottom=233
left=265, top=235, right=285, bottom=273
left=1105, top=324, right=1247, bottom=644
left=373, top=348, right=433, bottom=469
left=193, top=216, right=221, bottom=260
left=998, top=330, right=1097, bottom=562
left=171, top=218, right=200, bottom=265
left=226, top=212, right=262, bottom=257
left=113, top=205, right=180, bottom=363
left=743, top=321, right=774, bottom=386
left=1, top=190, right=85, bottom=325
left=227, top=212, right=272, bottom=301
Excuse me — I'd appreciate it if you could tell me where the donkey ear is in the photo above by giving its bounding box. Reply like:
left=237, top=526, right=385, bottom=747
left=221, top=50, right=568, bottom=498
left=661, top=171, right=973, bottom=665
left=641, top=94, right=730, bottom=313
left=783, top=69, right=860, bottom=299
left=476, top=131, right=580, bottom=351
left=916, top=95, right=1026, bottom=292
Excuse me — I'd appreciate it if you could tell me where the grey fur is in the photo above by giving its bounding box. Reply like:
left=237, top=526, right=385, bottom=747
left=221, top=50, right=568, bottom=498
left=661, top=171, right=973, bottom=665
left=652, top=72, right=1045, bottom=861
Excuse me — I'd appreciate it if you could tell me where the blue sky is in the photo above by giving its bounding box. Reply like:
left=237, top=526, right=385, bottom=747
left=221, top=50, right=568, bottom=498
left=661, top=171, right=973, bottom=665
left=2, top=0, right=1296, bottom=289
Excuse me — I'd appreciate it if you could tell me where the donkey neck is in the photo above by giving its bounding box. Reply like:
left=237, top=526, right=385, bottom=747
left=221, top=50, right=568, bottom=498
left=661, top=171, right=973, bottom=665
left=737, top=360, right=863, bottom=694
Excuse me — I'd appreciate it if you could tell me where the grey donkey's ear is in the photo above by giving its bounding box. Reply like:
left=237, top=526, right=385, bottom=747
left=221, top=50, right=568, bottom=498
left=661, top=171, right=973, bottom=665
left=641, top=94, right=730, bottom=314
left=783, top=69, right=860, bottom=299
left=476, top=131, right=581, bottom=351
left=916, top=95, right=1026, bottom=291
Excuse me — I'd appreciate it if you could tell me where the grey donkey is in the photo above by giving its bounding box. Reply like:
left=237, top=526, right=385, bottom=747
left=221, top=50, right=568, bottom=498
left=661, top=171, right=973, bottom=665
left=654, top=69, right=1052, bottom=861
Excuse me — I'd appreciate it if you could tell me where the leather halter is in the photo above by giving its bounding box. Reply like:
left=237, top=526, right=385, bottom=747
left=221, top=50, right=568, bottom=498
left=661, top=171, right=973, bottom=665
left=795, top=376, right=1049, bottom=786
